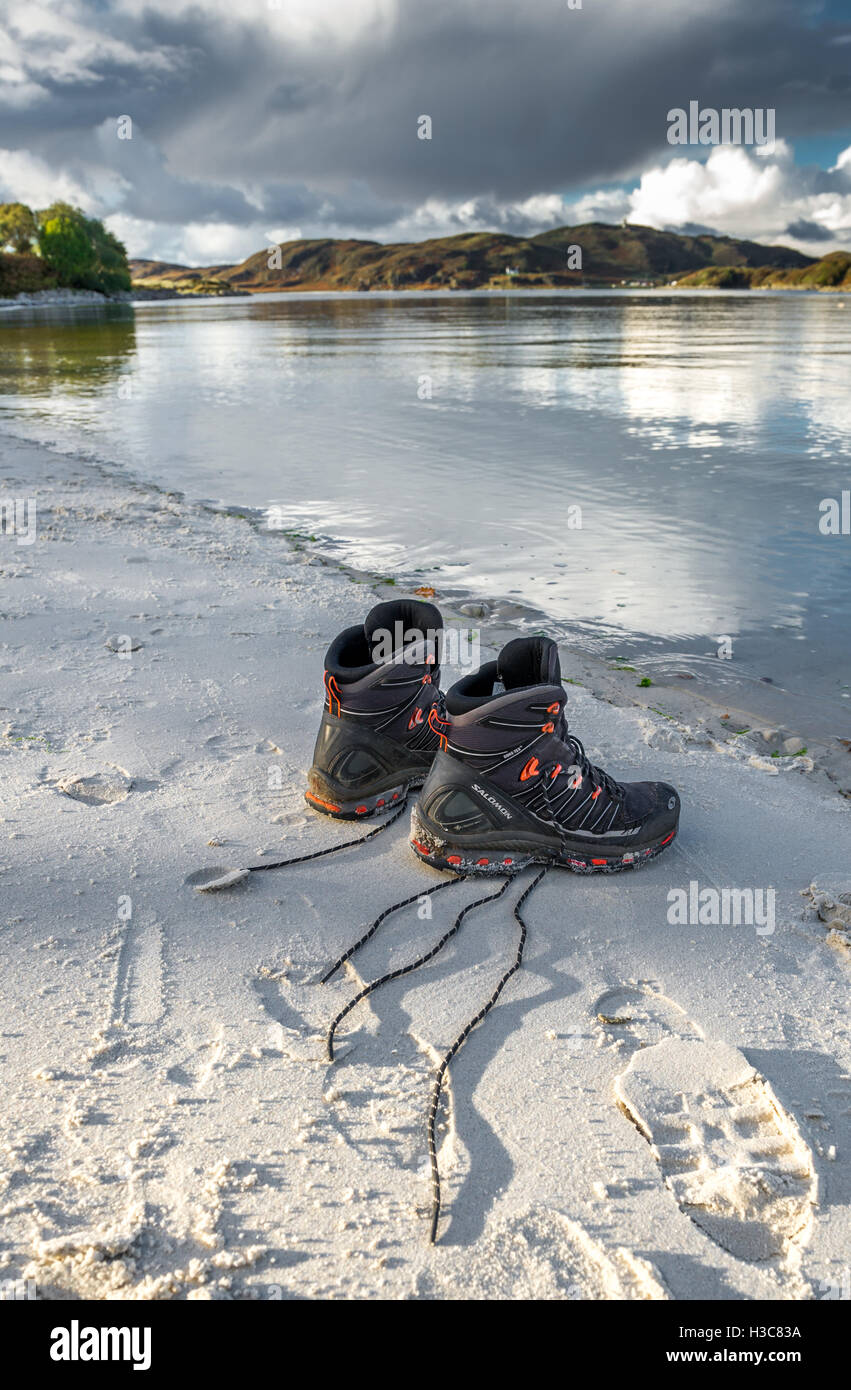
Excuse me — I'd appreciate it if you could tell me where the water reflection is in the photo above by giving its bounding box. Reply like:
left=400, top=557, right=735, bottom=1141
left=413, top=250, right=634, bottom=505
left=0, top=291, right=848, bottom=722
left=0, top=304, right=136, bottom=397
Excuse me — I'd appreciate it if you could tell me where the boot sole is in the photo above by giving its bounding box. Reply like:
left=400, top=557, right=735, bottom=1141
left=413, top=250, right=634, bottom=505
left=409, top=804, right=677, bottom=875
left=306, top=771, right=425, bottom=820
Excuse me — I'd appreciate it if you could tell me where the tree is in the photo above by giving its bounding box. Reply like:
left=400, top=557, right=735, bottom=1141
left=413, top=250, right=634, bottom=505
left=37, top=202, right=131, bottom=292
left=38, top=205, right=96, bottom=286
left=0, top=202, right=38, bottom=254
left=86, top=217, right=132, bottom=293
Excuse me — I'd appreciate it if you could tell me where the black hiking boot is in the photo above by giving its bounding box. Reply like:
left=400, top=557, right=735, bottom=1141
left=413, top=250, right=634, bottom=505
left=306, top=599, right=445, bottom=819
left=410, top=635, right=680, bottom=872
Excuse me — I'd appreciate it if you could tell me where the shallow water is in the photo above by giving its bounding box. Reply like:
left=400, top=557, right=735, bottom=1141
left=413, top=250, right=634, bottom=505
left=1, top=289, right=849, bottom=731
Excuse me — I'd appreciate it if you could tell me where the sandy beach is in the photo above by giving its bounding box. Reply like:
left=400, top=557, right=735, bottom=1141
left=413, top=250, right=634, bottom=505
left=1, top=433, right=850, bottom=1301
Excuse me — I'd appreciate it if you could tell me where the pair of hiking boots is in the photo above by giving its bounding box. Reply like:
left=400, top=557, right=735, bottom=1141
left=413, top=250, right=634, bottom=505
left=306, top=599, right=680, bottom=875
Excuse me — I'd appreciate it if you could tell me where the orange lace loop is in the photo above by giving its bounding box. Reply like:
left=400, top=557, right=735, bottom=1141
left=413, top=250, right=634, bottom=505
left=324, top=671, right=342, bottom=717
left=427, top=704, right=449, bottom=751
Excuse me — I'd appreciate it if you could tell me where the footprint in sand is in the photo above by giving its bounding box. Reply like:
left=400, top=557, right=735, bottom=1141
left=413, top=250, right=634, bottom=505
left=594, top=984, right=817, bottom=1265
left=596, top=984, right=704, bottom=1050
left=58, top=771, right=133, bottom=806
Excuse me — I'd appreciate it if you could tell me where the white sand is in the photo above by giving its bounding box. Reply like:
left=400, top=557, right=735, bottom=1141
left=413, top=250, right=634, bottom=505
left=1, top=434, right=850, bottom=1301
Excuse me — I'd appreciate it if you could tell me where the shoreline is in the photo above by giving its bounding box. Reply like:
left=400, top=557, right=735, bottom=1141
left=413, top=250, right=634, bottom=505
left=1, top=432, right=850, bottom=1299
left=0, top=287, right=249, bottom=311
left=4, top=425, right=848, bottom=801
left=1, top=285, right=846, bottom=314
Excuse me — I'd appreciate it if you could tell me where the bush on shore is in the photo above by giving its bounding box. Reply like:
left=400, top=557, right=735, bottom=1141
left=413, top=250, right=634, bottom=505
left=0, top=252, right=57, bottom=296
left=0, top=202, right=39, bottom=255
left=0, top=200, right=131, bottom=295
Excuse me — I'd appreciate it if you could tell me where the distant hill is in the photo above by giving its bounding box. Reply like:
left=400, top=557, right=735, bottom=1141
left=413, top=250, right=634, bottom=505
left=672, top=251, right=851, bottom=290
left=130, top=222, right=834, bottom=295
left=127, top=259, right=246, bottom=296
left=532, top=224, right=811, bottom=280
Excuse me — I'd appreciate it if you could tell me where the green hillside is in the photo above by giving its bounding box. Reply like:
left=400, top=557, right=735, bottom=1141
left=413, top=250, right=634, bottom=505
left=127, top=223, right=846, bottom=296
left=674, top=251, right=851, bottom=290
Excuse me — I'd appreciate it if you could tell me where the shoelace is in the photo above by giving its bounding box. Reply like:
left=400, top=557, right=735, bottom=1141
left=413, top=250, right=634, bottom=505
left=425, top=866, right=548, bottom=1242
left=429, top=686, right=447, bottom=728
left=321, top=865, right=550, bottom=1243
left=247, top=801, right=407, bottom=874
left=323, top=877, right=506, bottom=1063
left=557, top=712, right=625, bottom=802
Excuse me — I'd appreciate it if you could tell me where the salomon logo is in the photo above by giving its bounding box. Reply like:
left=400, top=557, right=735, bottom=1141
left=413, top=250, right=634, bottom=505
left=472, top=784, right=512, bottom=820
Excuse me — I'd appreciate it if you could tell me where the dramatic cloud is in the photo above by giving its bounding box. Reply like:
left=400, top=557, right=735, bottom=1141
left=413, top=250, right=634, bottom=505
left=0, top=0, right=850, bottom=260
left=583, top=141, right=851, bottom=254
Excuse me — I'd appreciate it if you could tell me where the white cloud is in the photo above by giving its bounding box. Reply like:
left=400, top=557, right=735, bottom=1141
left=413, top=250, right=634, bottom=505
left=367, top=192, right=574, bottom=242
left=177, top=222, right=268, bottom=263
left=0, top=146, right=126, bottom=211
left=833, top=146, right=851, bottom=174
left=0, top=24, right=47, bottom=107
left=611, top=141, right=851, bottom=253
left=104, top=214, right=272, bottom=265
left=265, top=226, right=303, bottom=245
left=567, top=187, right=633, bottom=225
left=6, top=1, right=187, bottom=85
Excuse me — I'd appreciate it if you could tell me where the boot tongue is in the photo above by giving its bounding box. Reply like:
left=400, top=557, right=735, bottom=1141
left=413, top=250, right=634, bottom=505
left=497, top=636, right=561, bottom=690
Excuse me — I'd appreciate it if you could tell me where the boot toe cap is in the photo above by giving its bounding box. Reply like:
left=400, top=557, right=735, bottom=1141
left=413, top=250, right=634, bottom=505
left=649, top=781, right=680, bottom=838
left=622, top=779, right=680, bottom=842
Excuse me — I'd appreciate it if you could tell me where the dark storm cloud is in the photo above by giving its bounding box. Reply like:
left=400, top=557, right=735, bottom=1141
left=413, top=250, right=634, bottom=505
left=663, top=221, right=721, bottom=237
left=785, top=218, right=835, bottom=241
left=1, top=0, right=850, bottom=232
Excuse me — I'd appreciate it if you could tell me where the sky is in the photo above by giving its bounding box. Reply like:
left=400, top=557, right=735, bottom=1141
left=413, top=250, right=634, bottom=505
left=1, top=0, right=850, bottom=265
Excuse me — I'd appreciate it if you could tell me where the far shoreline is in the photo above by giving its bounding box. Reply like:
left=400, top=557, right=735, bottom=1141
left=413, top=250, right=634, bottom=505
left=2, top=285, right=848, bottom=313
